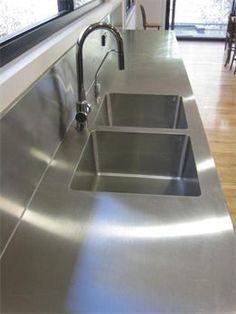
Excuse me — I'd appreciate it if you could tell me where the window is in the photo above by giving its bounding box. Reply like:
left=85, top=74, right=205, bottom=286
left=125, top=0, right=135, bottom=12
left=174, top=0, right=232, bottom=39
left=0, top=0, right=59, bottom=41
left=74, top=0, right=96, bottom=9
left=167, top=0, right=233, bottom=39
left=0, top=0, right=103, bottom=66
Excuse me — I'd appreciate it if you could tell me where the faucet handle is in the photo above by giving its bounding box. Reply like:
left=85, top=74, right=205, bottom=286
left=75, top=100, right=91, bottom=131
left=77, top=100, right=91, bottom=114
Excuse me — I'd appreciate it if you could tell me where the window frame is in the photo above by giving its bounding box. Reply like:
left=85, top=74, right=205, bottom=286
left=0, top=0, right=104, bottom=67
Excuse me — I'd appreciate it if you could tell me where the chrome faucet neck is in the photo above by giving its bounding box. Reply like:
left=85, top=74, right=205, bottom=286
left=75, top=22, right=125, bottom=131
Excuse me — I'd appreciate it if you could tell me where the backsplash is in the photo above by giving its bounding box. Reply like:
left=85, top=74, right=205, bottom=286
left=0, top=27, right=114, bottom=254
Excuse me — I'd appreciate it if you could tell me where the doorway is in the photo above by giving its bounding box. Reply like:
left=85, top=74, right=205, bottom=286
left=167, top=0, right=233, bottom=39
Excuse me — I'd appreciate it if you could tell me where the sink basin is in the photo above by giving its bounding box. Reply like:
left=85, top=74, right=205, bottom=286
left=71, top=131, right=200, bottom=196
left=95, top=93, right=188, bottom=129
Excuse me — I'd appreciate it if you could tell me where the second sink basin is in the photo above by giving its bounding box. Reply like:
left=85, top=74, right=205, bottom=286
left=71, top=131, right=200, bottom=196
left=95, top=93, right=188, bottom=129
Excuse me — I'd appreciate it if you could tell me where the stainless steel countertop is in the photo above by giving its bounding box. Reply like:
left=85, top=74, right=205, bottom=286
left=1, top=31, right=236, bottom=313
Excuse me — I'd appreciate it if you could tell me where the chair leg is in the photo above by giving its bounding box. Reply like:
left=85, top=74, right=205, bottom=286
left=224, top=50, right=230, bottom=67
left=230, top=48, right=236, bottom=72
left=224, top=38, right=228, bottom=50
left=225, top=42, right=232, bottom=67
left=230, top=50, right=235, bottom=70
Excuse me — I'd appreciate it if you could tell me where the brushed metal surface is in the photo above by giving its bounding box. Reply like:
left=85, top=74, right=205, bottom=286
left=95, top=93, right=187, bottom=128
left=0, top=49, right=76, bottom=253
left=1, top=30, right=236, bottom=313
left=0, top=30, right=114, bottom=254
left=71, top=130, right=200, bottom=196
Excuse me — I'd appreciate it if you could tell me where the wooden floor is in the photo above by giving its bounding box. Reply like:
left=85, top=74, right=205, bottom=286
left=178, top=41, right=236, bottom=225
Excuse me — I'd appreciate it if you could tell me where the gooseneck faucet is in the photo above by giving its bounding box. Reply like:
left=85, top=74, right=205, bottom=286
left=75, top=22, right=125, bottom=131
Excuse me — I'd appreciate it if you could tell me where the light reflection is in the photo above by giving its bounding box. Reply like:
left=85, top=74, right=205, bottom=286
left=23, top=210, right=83, bottom=242
left=54, top=73, right=74, bottom=95
left=51, top=158, right=71, bottom=171
left=0, top=195, right=82, bottom=242
left=1, top=192, right=232, bottom=242
left=23, top=207, right=231, bottom=242
left=30, top=147, right=70, bottom=171
left=0, top=196, right=24, bottom=217
left=96, top=216, right=231, bottom=240
left=183, top=95, right=195, bottom=102
left=197, top=158, right=215, bottom=172
left=30, top=148, right=51, bottom=164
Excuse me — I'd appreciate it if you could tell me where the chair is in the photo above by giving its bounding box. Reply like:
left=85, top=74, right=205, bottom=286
left=225, top=14, right=235, bottom=51
left=230, top=33, right=236, bottom=74
left=224, top=17, right=236, bottom=67
left=230, top=50, right=236, bottom=74
left=140, top=5, right=161, bottom=30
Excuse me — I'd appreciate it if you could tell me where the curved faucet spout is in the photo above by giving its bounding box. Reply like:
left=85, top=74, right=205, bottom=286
left=76, top=22, right=125, bottom=103
left=75, top=22, right=125, bottom=131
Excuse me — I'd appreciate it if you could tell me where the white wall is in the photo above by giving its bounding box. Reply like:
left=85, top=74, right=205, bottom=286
left=136, top=0, right=166, bottom=29
left=110, top=3, right=122, bottom=27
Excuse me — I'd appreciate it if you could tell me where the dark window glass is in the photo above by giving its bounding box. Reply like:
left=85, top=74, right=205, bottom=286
left=0, top=0, right=103, bottom=66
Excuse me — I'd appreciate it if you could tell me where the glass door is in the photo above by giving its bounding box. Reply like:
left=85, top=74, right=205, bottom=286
left=167, top=0, right=233, bottom=39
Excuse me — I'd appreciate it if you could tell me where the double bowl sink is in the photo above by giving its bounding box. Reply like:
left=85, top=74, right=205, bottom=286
left=71, top=93, right=201, bottom=197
